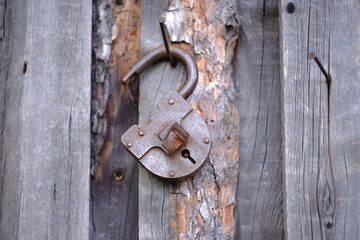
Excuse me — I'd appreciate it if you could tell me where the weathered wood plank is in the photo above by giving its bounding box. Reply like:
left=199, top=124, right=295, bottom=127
left=0, top=1, right=91, bottom=239
left=279, top=0, right=360, bottom=239
left=139, top=0, right=239, bottom=239
left=234, top=0, right=284, bottom=239
left=0, top=0, right=3, bottom=49
left=138, top=1, right=184, bottom=239
left=90, top=0, right=140, bottom=239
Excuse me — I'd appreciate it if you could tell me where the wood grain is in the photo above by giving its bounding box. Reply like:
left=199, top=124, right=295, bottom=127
left=90, top=0, right=140, bottom=239
left=279, top=0, right=360, bottom=239
left=234, top=0, right=284, bottom=239
left=0, top=0, right=91, bottom=239
left=0, top=0, right=3, bottom=49
left=138, top=1, right=184, bottom=239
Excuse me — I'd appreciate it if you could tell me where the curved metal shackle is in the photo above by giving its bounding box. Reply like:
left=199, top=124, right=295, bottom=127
left=122, top=47, right=198, bottom=100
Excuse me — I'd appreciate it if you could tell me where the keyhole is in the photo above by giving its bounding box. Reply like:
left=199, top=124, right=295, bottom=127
left=181, top=149, right=196, bottom=164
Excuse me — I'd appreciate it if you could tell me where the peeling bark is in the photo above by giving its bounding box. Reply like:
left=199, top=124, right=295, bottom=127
left=163, top=0, right=240, bottom=239
left=91, top=0, right=114, bottom=177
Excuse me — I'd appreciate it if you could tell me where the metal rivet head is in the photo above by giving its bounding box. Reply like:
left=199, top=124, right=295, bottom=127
left=127, top=142, right=133, bottom=147
left=168, top=98, right=174, bottom=105
left=204, top=138, right=210, bottom=144
left=113, top=169, right=124, bottom=181
left=169, top=171, right=174, bottom=177
left=139, top=130, right=144, bottom=136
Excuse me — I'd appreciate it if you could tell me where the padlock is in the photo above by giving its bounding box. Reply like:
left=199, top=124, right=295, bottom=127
left=121, top=47, right=211, bottom=181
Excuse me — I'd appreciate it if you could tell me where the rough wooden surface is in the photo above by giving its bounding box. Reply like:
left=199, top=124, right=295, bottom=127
left=0, top=0, right=91, bottom=239
left=279, top=0, right=360, bottom=239
left=234, top=1, right=284, bottom=239
left=139, top=0, right=239, bottom=239
left=138, top=1, right=183, bottom=239
left=0, top=0, right=3, bottom=49
left=90, top=0, right=140, bottom=239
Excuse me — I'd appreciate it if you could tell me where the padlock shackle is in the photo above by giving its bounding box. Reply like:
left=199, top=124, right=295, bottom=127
left=122, top=47, right=198, bottom=100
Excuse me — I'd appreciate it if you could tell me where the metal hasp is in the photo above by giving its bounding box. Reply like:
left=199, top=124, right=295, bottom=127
left=121, top=47, right=211, bottom=181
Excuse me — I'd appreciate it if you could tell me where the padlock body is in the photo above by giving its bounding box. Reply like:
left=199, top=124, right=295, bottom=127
left=121, top=91, right=211, bottom=180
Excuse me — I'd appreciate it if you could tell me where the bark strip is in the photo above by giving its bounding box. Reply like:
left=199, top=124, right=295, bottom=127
left=163, top=0, right=240, bottom=238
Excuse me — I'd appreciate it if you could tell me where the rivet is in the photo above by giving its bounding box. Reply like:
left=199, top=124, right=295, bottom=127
left=168, top=98, right=174, bottom=105
left=139, top=130, right=144, bottom=136
left=169, top=171, right=174, bottom=177
left=204, top=138, right=210, bottom=144
left=113, top=169, right=124, bottom=181
left=127, top=142, right=133, bottom=147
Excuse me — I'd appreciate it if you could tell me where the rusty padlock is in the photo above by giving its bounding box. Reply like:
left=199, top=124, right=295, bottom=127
left=121, top=47, right=211, bottom=181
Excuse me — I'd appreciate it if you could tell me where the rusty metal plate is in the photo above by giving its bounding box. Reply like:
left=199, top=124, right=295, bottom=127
left=121, top=91, right=211, bottom=180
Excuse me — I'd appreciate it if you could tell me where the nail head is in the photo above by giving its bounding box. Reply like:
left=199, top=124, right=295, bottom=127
left=204, top=138, right=210, bottom=144
left=113, top=169, right=124, bottom=181
left=159, top=16, right=165, bottom=23
left=168, top=98, right=174, bottom=105
left=127, top=142, right=133, bottom=147
left=139, top=130, right=144, bottom=136
left=169, top=171, right=174, bottom=177
left=286, top=2, right=296, bottom=14
left=308, top=52, right=316, bottom=59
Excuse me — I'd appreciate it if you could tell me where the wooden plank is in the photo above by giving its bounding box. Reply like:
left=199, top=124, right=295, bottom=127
left=90, top=0, right=140, bottom=239
left=0, top=1, right=91, bottom=239
left=139, top=0, right=239, bottom=239
left=138, top=1, right=183, bottom=239
left=0, top=0, right=3, bottom=49
left=234, top=0, right=284, bottom=239
left=279, top=0, right=360, bottom=239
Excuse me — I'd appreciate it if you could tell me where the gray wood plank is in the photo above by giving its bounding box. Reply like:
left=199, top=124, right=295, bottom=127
left=138, top=1, right=184, bottom=239
left=234, top=0, right=284, bottom=239
left=0, top=0, right=3, bottom=49
left=279, top=0, right=360, bottom=239
left=0, top=1, right=91, bottom=239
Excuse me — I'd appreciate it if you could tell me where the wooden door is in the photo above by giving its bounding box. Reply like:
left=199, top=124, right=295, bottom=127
left=90, top=0, right=283, bottom=239
left=1, top=0, right=360, bottom=239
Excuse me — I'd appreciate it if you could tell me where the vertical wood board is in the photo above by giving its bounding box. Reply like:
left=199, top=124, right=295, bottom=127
left=279, top=0, right=360, bottom=239
left=0, top=0, right=91, bottom=239
left=234, top=0, right=284, bottom=239
left=138, top=1, right=185, bottom=239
